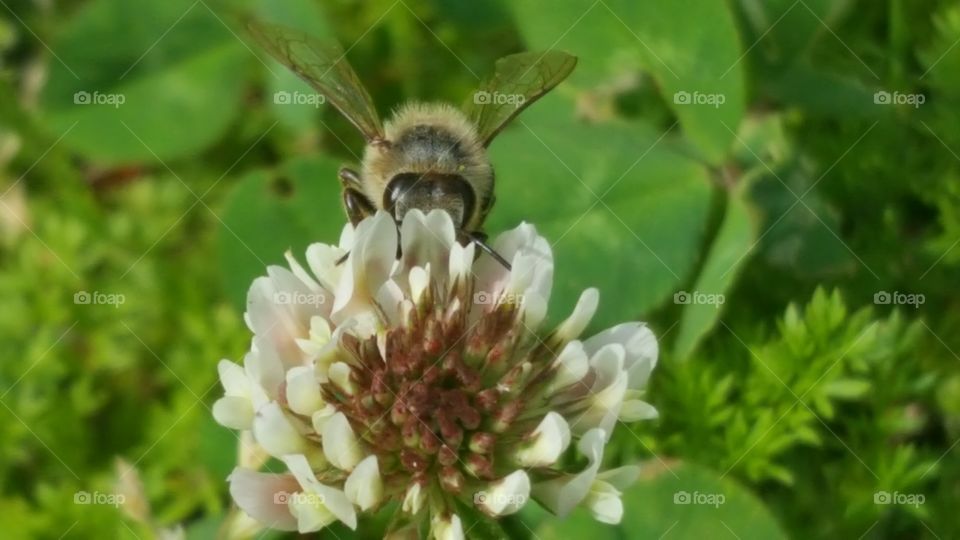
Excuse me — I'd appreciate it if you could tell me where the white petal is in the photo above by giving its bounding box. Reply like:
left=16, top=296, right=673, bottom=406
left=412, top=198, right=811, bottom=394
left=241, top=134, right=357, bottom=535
left=245, top=340, right=284, bottom=402
left=285, top=366, right=324, bottom=416
left=322, top=412, right=363, bottom=470
left=477, top=470, right=530, bottom=516
left=589, top=344, right=626, bottom=390
left=548, top=341, right=589, bottom=393
left=431, top=513, right=464, bottom=540
left=344, top=455, right=383, bottom=511
left=213, top=396, right=255, bottom=430
left=409, top=264, right=431, bottom=305
left=620, top=399, right=659, bottom=422
left=288, top=494, right=338, bottom=533
left=582, top=466, right=640, bottom=524
left=584, top=323, right=658, bottom=389
left=474, top=223, right=553, bottom=314
left=338, top=222, right=356, bottom=251
left=218, top=360, right=250, bottom=396
left=584, top=482, right=624, bottom=524
left=328, top=362, right=355, bottom=395
left=515, top=412, right=570, bottom=467
left=448, top=241, right=475, bottom=286
left=375, top=279, right=405, bottom=325
left=305, top=243, right=346, bottom=291
left=574, top=371, right=628, bottom=438
left=554, top=288, right=599, bottom=342
left=311, top=404, right=338, bottom=433
left=400, top=209, right=456, bottom=281
left=252, top=402, right=307, bottom=458
left=296, top=316, right=333, bottom=357
left=227, top=468, right=299, bottom=531
left=402, top=482, right=426, bottom=514
left=333, top=212, right=397, bottom=316
left=505, top=253, right=537, bottom=295
left=531, top=428, right=606, bottom=516
left=284, top=250, right=322, bottom=292
left=597, top=465, right=641, bottom=490
left=282, top=454, right=358, bottom=530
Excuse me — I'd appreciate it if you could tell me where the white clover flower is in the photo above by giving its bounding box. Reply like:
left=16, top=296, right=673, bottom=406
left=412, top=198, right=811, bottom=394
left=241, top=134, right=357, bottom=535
left=215, top=210, right=658, bottom=536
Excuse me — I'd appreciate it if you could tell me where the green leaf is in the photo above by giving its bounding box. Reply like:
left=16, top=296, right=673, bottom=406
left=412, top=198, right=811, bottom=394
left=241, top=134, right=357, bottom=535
left=485, top=95, right=712, bottom=327
left=736, top=0, right=856, bottom=63
left=822, top=378, right=872, bottom=400
left=39, top=0, right=248, bottom=163
left=217, top=155, right=345, bottom=309
left=534, top=508, right=621, bottom=540
left=761, top=63, right=881, bottom=119
left=507, top=1, right=641, bottom=85
left=510, top=0, right=746, bottom=164
left=619, top=462, right=787, bottom=539
left=673, top=184, right=759, bottom=360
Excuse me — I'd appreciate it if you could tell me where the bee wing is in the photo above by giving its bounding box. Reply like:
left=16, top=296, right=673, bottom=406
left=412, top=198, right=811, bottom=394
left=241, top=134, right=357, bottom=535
left=465, top=51, right=577, bottom=147
left=248, top=20, right=385, bottom=141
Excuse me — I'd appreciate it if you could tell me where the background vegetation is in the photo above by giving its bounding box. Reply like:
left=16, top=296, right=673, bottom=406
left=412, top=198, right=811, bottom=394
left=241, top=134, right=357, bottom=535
left=2, top=0, right=958, bottom=538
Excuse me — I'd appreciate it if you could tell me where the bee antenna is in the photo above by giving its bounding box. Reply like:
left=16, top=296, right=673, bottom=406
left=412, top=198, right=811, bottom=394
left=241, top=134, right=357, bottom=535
left=462, top=231, right=512, bottom=271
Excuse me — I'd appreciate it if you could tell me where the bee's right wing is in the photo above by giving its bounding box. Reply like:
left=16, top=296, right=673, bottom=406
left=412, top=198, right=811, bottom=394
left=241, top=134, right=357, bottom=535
left=248, top=20, right=385, bottom=141
left=464, top=51, right=577, bottom=147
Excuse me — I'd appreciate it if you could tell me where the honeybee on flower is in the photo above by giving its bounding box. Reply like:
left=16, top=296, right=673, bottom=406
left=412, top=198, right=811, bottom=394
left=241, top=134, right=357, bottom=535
left=214, top=210, right=658, bottom=538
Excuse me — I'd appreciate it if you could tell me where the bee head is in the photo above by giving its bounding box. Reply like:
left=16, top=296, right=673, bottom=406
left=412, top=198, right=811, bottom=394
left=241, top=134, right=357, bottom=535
left=383, top=172, right=477, bottom=229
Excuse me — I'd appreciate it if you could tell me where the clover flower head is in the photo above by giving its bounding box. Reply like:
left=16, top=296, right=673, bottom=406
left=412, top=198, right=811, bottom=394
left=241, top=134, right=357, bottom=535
left=214, top=210, right=658, bottom=537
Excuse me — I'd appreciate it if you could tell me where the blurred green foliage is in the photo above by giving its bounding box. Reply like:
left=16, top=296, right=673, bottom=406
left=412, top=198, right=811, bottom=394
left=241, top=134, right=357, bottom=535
left=2, top=0, right=959, bottom=538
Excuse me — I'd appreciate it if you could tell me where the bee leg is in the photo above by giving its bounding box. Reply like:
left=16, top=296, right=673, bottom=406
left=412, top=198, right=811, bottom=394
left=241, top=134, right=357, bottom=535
left=461, top=230, right=512, bottom=271
left=336, top=188, right=377, bottom=267
left=342, top=187, right=376, bottom=227
left=338, top=167, right=363, bottom=190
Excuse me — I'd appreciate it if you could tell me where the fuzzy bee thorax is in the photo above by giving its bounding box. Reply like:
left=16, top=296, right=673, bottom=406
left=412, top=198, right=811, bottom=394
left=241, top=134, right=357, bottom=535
left=360, top=102, right=493, bottom=213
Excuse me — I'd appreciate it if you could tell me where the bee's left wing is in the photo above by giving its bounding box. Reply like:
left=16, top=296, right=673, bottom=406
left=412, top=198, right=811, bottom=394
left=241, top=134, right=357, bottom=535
left=464, top=51, right=577, bottom=147
left=248, top=20, right=385, bottom=141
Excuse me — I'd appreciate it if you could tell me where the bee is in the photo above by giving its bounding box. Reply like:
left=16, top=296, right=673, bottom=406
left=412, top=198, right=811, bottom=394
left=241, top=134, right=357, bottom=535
left=248, top=21, right=577, bottom=268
